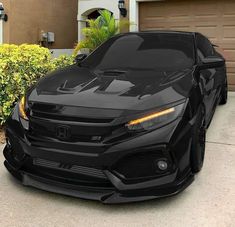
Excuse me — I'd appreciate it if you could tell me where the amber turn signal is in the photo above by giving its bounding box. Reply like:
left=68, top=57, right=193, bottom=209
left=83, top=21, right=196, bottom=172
left=19, top=96, right=28, bottom=120
left=127, top=107, right=175, bottom=126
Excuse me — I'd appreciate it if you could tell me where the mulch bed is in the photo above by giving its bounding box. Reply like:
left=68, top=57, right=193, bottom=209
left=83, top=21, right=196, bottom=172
left=0, top=126, right=5, bottom=144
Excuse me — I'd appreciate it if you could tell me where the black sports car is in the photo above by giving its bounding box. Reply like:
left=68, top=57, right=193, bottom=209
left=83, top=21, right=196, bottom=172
left=3, top=31, right=227, bottom=204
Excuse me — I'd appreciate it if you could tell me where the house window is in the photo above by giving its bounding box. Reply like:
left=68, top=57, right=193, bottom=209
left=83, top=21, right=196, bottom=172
left=86, top=10, right=113, bottom=27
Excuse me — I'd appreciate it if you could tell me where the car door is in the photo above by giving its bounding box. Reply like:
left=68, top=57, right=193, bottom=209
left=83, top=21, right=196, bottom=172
left=196, top=33, right=224, bottom=124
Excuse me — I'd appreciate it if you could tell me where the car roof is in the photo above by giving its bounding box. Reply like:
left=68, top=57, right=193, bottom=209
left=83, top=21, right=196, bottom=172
left=121, top=30, right=196, bottom=37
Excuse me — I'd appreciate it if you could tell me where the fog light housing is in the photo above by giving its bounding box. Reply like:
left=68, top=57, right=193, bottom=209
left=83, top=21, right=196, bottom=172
left=6, top=137, right=12, bottom=149
left=157, top=160, right=168, bottom=171
left=6, top=135, right=25, bottom=162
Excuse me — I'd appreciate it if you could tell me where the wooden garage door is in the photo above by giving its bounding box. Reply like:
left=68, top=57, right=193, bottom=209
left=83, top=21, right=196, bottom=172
left=139, top=0, right=235, bottom=91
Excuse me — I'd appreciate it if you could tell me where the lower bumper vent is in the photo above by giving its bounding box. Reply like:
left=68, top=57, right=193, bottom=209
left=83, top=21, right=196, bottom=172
left=33, top=158, right=107, bottom=179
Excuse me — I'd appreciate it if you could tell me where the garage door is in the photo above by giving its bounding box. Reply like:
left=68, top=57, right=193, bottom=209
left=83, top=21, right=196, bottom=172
left=139, top=0, right=235, bottom=91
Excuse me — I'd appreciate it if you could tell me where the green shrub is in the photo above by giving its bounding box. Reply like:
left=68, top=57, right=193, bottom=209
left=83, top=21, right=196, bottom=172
left=74, top=10, right=130, bottom=54
left=52, top=54, right=75, bottom=70
left=0, top=44, right=74, bottom=125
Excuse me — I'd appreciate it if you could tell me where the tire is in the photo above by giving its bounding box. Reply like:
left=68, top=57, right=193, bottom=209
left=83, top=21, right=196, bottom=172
left=219, top=79, right=228, bottom=105
left=191, top=107, right=206, bottom=173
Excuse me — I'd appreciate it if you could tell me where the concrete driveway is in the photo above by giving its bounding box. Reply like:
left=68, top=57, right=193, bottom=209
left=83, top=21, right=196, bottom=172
left=1, top=94, right=235, bottom=227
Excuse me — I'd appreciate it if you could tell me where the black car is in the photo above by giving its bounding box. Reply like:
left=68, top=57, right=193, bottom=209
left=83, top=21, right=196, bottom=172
left=3, top=31, right=227, bottom=204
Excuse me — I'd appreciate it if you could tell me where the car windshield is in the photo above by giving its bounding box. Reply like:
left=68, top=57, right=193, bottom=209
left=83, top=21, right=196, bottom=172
left=82, top=33, right=195, bottom=72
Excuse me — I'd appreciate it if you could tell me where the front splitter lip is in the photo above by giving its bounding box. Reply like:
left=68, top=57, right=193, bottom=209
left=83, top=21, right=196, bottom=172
left=4, top=159, right=194, bottom=204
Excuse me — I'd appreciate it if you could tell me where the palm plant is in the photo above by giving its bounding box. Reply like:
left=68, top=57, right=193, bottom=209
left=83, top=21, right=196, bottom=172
left=74, top=10, right=128, bottom=55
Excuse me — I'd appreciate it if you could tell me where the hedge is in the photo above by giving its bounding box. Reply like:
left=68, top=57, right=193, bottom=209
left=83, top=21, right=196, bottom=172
left=0, top=44, right=74, bottom=125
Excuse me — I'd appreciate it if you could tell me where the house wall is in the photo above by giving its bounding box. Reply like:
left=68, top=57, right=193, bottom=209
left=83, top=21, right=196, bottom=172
left=1, top=0, right=10, bottom=43
left=1, top=0, right=78, bottom=49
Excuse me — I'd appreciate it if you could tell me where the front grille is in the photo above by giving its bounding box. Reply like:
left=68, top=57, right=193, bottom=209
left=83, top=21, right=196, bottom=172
left=29, top=116, right=112, bottom=135
left=32, top=110, right=114, bottom=123
left=28, top=118, right=97, bottom=143
left=30, top=103, right=116, bottom=123
left=33, top=158, right=107, bottom=179
left=27, top=102, right=129, bottom=146
left=27, top=103, right=119, bottom=143
left=27, top=114, right=117, bottom=144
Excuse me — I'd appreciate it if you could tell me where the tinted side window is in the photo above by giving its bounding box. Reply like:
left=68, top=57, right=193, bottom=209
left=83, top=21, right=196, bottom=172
left=196, top=34, right=214, bottom=59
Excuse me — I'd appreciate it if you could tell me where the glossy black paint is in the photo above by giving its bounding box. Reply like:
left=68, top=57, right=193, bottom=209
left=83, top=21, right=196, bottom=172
left=3, top=31, right=227, bottom=203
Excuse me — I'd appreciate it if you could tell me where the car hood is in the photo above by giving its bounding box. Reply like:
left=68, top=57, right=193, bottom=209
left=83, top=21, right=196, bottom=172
left=28, top=65, right=194, bottom=113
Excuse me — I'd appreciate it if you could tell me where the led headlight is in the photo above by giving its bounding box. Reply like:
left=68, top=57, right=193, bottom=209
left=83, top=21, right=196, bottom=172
left=19, top=96, right=29, bottom=120
left=126, top=103, right=185, bottom=131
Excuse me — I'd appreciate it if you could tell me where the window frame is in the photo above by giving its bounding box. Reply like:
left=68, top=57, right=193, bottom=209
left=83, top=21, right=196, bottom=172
left=195, top=33, right=215, bottom=62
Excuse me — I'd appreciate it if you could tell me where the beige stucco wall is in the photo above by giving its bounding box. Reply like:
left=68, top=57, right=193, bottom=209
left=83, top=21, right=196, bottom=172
left=1, top=0, right=10, bottom=43
left=1, top=0, right=78, bottom=49
left=119, top=0, right=130, bottom=33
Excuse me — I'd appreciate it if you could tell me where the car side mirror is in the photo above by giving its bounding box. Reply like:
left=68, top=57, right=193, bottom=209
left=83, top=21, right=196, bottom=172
left=199, top=56, right=225, bottom=69
left=75, top=54, right=87, bottom=65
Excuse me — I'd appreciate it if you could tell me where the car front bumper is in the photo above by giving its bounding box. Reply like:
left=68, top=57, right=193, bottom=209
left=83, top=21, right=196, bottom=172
left=3, top=106, right=195, bottom=204
left=5, top=162, right=194, bottom=204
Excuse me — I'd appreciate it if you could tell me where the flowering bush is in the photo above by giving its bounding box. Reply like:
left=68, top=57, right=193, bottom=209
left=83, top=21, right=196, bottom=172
left=0, top=44, right=74, bottom=125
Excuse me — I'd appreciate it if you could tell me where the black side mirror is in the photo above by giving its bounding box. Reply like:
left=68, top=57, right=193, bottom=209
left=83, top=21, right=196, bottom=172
left=75, top=54, right=87, bottom=64
left=199, top=56, right=225, bottom=69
